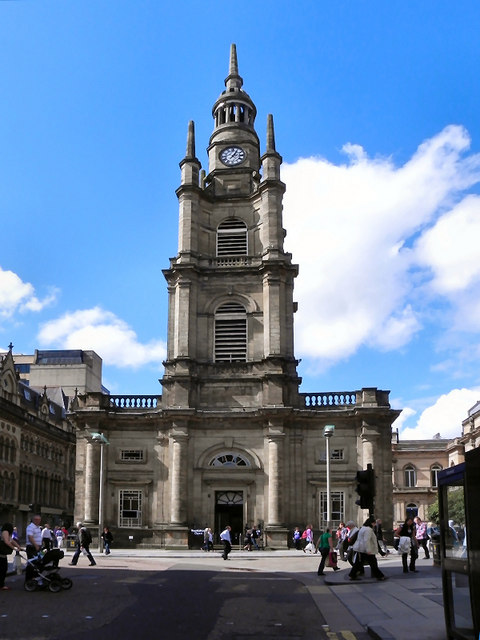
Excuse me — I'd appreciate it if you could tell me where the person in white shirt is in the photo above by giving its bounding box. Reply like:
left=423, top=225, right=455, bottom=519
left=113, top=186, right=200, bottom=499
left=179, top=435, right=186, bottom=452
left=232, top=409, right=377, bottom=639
left=25, top=515, right=42, bottom=582
left=348, top=516, right=386, bottom=581
left=41, top=524, right=54, bottom=551
left=220, top=525, right=232, bottom=560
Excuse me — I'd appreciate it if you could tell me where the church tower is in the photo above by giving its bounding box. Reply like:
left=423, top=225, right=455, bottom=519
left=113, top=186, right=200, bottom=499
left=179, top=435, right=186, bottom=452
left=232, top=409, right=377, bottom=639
left=70, top=46, right=398, bottom=551
left=162, top=44, right=300, bottom=410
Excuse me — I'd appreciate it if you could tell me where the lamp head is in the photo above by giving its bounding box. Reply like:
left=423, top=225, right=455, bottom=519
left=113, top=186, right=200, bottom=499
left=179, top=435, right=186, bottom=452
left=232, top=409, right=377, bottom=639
left=323, top=424, right=335, bottom=438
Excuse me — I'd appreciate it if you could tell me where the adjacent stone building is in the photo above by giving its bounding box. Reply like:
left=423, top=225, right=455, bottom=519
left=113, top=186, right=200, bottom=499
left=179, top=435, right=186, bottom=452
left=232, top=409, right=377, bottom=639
left=0, top=346, right=76, bottom=535
left=70, top=46, right=400, bottom=548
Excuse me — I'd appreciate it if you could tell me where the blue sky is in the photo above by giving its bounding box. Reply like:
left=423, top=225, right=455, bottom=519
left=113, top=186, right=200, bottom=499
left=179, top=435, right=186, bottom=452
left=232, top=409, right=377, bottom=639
left=2, top=1, right=480, bottom=439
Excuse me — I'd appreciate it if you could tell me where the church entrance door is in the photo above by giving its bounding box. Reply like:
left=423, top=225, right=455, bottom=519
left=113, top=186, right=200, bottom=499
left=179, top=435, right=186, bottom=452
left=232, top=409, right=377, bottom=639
left=215, top=490, right=243, bottom=545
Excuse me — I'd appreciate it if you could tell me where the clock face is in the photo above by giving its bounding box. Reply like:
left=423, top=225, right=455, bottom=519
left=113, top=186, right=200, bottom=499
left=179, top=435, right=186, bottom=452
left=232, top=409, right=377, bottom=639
left=220, top=146, right=246, bottom=166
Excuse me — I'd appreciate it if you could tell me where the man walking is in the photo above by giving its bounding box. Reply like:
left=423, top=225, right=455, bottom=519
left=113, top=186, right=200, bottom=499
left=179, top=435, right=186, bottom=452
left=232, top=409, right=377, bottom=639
left=69, top=522, right=96, bottom=566
left=220, top=525, right=232, bottom=560
left=25, top=515, right=42, bottom=583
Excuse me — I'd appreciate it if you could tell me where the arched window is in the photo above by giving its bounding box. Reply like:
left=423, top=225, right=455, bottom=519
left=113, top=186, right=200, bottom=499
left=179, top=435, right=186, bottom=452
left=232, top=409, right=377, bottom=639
left=209, top=452, right=251, bottom=468
left=431, top=464, right=442, bottom=488
left=404, top=465, right=416, bottom=488
left=214, top=302, right=247, bottom=362
left=217, top=219, right=247, bottom=256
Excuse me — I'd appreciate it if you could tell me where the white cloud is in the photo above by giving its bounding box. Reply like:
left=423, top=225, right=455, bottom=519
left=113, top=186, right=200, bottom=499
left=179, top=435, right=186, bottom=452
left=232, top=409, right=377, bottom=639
left=0, top=267, right=57, bottom=319
left=415, top=194, right=480, bottom=294
left=398, top=388, right=480, bottom=440
left=281, top=125, right=480, bottom=365
left=37, top=307, right=166, bottom=369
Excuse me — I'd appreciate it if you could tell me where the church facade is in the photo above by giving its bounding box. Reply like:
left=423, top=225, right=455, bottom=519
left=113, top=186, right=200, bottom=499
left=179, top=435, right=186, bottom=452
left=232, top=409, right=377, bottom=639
left=70, top=46, right=400, bottom=548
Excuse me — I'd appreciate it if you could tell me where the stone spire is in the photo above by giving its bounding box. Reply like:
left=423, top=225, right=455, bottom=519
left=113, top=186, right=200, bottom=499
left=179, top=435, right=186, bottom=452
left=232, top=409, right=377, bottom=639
left=261, top=114, right=282, bottom=181
left=225, top=43, right=243, bottom=91
left=211, top=44, right=257, bottom=134
left=179, top=120, right=200, bottom=186
left=185, top=120, right=196, bottom=159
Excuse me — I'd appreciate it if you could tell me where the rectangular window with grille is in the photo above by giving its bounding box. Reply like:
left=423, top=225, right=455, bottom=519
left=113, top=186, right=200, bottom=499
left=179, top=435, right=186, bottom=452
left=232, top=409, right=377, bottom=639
left=119, top=490, right=142, bottom=528
left=319, top=491, right=344, bottom=529
left=120, top=449, right=144, bottom=462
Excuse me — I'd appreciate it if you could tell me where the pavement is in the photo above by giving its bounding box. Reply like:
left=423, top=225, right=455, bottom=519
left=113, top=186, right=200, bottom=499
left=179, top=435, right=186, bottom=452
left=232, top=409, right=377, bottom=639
left=7, top=546, right=446, bottom=640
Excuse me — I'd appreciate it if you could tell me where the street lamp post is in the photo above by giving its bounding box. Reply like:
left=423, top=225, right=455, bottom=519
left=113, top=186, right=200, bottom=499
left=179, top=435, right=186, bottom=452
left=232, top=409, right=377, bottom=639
left=88, top=432, right=109, bottom=554
left=323, top=425, right=335, bottom=528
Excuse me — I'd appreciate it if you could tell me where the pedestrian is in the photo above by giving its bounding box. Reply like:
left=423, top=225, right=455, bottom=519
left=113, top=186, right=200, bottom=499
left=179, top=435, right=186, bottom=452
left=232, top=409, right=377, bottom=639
left=220, top=525, right=232, bottom=560
left=202, top=526, right=210, bottom=552
left=414, top=517, right=430, bottom=559
left=293, top=526, right=302, bottom=550
left=41, top=523, right=54, bottom=550
left=25, top=514, right=42, bottom=583
left=397, top=517, right=418, bottom=573
left=344, top=521, right=361, bottom=568
left=1, top=523, right=22, bottom=590
left=316, top=528, right=340, bottom=576
left=243, top=528, right=253, bottom=551
left=207, top=528, right=213, bottom=551
left=54, top=526, right=64, bottom=549
left=251, top=526, right=260, bottom=550
left=303, top=524, right=315, bottom=553
left=348, top=516, right=386, bottom=581
left=373, top=519, right=388, bottom=556
left=69, top=522, right=96, bottom=566
left=335, top=522, right=345, bottom=552
left=101, top=526, right=114, bottom=555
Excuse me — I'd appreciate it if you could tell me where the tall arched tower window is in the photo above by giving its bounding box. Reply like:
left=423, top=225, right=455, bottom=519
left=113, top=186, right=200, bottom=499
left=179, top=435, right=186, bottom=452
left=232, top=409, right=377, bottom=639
left=431, top=464, right=442, bottom=488
left=217, top=219, right=247, bottom=256
left=404, top=464, right=417, bottom=488
left=214, top=302, right=247, bottom=362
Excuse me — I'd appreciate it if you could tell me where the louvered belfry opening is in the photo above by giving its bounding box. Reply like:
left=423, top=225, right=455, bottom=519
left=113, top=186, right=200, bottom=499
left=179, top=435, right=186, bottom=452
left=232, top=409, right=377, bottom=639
left=214, top=302, right=247, bottom=362
left=216, top=219, right=247, bottom=256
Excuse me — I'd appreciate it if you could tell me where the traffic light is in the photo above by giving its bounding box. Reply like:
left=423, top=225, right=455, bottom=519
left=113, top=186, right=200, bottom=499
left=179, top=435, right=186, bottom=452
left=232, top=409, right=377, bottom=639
left=355, top=465, right=375, bottom=511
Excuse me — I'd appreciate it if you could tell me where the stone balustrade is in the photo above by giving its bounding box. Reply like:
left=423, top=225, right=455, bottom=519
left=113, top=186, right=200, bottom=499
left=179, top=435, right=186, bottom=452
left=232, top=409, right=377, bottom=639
left=102, top=395, right=161, bottom=410
left=300, top=392, right=357, bottom=408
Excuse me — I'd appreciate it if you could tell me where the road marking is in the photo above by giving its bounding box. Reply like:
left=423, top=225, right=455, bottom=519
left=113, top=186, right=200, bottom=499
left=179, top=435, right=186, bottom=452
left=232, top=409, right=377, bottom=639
left=326, top=632, right=360, bottom=640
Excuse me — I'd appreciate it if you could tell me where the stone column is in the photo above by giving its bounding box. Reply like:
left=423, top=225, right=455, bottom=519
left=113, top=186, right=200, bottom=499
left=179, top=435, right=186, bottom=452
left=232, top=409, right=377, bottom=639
left=361, top=422, right=379, bottom=468
left=170, top=427, right=189, bottom=525
left=267, top=425, right=284, bottom=526
left=84, top=441, right=98, bottom=524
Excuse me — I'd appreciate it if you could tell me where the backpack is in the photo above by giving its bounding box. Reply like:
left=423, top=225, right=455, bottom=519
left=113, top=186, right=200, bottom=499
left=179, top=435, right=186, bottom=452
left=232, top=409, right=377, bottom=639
left=301, top=530, right=308, bottom=539
left=81, top=527, right=92, bottom=545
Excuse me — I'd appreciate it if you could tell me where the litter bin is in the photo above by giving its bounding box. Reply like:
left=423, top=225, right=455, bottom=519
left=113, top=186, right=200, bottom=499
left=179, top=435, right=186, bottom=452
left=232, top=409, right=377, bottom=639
left=66, top=534, right=77, bottom=550
left=431, top=539, right=441, bottom=566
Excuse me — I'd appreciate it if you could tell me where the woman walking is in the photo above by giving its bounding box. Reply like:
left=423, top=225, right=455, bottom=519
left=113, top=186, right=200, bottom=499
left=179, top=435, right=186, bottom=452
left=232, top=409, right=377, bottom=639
left=1, top=523, right=22, bottom=590
left=348, top=516, right=386, bottom=581
left=397, top=517, right=418, bottom=573
left=316, top=528, right=340, bottom=575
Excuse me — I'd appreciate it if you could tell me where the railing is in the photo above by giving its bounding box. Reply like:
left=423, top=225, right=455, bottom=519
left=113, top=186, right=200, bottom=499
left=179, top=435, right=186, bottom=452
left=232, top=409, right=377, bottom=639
left=103, top=395, right=161, bottom=410
left=300, top=392, right=357, bottom=408
left=208, top=256, right=257, bottom=267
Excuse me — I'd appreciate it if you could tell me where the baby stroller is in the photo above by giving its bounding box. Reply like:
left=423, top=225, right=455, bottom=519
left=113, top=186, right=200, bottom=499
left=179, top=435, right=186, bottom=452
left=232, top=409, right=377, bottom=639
left=24, top=549, right=73, bottom=592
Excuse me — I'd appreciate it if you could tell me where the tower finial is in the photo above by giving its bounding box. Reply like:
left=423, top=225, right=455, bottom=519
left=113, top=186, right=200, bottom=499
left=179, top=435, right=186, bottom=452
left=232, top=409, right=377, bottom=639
left=266, top=114, right=276, bottom=152
left=229, top=43, right=238, bottom=76
left=186, top=120, right=196, bottom=159
left=225, top=43, right=243, bottom=90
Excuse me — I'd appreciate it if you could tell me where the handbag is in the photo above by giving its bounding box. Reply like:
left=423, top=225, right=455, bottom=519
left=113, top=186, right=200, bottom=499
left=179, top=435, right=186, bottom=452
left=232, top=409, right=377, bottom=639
left=0, top=539, right=13, bottom=555
left=325, top=550, right=337, bottom=567
left=398, top=536, right=411, bottom=553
